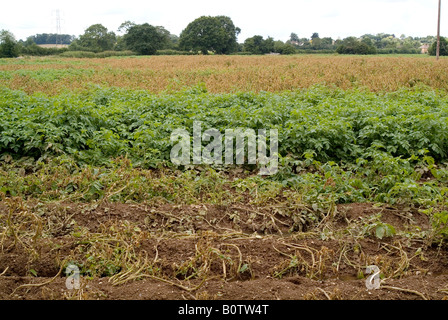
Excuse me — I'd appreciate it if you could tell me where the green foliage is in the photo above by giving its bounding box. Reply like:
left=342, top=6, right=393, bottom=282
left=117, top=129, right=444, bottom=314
left=118, top=21, right=137, bottom=34
left=274, top=42, right=297, bottom=55
left=244, top=36, right=275, bottom=54
left=70, top=24, right=116, bottom=53
left=0, top=30, right=19, bottom=58
left=59, top=51, right=97, bottom=58
left=1, top=84, right=448, bottom=242
left=179, top=16, right=240, bottom=55
left=1, top=86, right=448, bottom=168
left=284, top=33, right=431, bottom=55
left=123, top=24, right=170, bottom=55
left=431, top=210, right=448, bottom=238
left=59, top=50, right=134, bottom=58
left=376, top=48, right=420, bottom=55
left=358, top=33, right=431, bottom=54
left=429, top=37, right=448, bottom=56
left=95, top=50, right=135, bottom=58
left=337, top=37, right=377, bottom=55
left=230, top=51, right=253, bottom=56
left=155, top=49, right=195, bottom=56
left=20, top=44, right=68, bottom=56
left=375, top=223, right=396, bottom=239
left=1, top=85, right=448, bottom=225
left=27, top=33, right=74, bottom=45
left=344, top=213, right=397, bottom=240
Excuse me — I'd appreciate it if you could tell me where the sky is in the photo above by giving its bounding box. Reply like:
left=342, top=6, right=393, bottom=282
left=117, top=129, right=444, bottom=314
left=0, top=0, right=445, bottom=42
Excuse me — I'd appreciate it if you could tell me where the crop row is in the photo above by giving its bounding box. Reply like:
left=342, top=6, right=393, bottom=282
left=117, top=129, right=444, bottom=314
left=1, top=85, right=447, bottom=168
left=1, top=55, right=448, bottom=95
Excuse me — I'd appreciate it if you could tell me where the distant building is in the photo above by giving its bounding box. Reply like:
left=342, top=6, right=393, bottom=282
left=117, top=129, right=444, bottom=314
left=419, top=44, right=429, bottom=54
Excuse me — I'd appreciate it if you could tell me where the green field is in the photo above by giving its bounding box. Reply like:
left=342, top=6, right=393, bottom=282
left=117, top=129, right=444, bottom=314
left=1, top=56, right=448, bottom=300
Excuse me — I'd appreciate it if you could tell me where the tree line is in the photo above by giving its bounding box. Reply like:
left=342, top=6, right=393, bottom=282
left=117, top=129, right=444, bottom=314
left=1, top=15, right=447, bottom=58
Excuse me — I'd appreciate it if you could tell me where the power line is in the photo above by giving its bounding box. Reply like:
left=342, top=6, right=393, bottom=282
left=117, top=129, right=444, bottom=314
left=51, top=9, right=63, bottom=45
left=56, top=10, right=61, bottom=45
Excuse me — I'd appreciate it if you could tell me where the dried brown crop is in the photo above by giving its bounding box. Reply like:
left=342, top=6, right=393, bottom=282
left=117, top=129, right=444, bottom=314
left=1, top=55, right=447, bottom=95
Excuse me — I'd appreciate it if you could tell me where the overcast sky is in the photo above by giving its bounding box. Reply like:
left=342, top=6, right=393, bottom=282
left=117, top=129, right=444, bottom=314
left=0, top=0, right=445, bottom=42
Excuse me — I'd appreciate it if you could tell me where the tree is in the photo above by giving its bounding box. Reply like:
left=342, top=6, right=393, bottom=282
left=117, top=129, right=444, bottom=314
left=118, top=21, right=136, bottom=34
left=281, top=44, right=297, bottom=54
left=244, top=35, right=274, bottom=54
left=310, top=33, right=326, bottom=50
left=71, top=24, right=116, bottom=52
left=244, top=35, right=264, bottom=54
left=311, top=37, right=322, bottom=50
left=123, top=23, right=169, bottom=55
left=429, top=37, right=448, bottom=56
left=0, top=30, right=19, bottom=58
left=168, top=34, right=180, bottom=50
left=361, top=37, right=374, bottom=48
left=299, top=38, right=312, bottom=49
left=27, top=33, right=74, bottom=45
left=274, top=40, right=296, bottom=54
left=320, top=37, right=335, bottom=50
left=336, top=37, right=376, bottom=55
left=263, top=37, right=275, bottom=53
left=290, top=33, right=299, bottom=44
left=155, top=26, right=172, bottom=49
left=179, top=16, right=240, bottom=54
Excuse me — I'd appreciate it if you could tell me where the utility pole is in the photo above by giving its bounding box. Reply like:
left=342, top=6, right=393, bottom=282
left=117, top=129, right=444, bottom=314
left=437, top=0, right=441, bottom=60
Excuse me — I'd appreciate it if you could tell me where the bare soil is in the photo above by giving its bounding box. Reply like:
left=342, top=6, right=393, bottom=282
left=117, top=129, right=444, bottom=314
left=1, top=201, right=447, bottom=300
